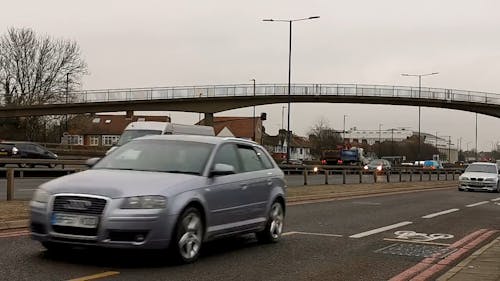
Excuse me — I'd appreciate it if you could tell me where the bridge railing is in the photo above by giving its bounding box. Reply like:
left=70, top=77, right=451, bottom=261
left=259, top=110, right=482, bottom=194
left=5, top=83, right=500, bottom=106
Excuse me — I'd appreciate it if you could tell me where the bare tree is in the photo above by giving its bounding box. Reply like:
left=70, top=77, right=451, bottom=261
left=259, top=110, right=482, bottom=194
left=0, top=27, right=88, bottom=140
left=308, top=117, right=342, bottom=159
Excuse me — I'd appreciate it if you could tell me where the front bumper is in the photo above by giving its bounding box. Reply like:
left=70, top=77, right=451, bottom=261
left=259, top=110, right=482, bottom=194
left=459, top=181, right=497, bottom=191
left=30, top=198, right=177, bottom=250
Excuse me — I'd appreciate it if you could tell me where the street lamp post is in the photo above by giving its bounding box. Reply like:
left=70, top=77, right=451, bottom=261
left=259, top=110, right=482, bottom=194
left=251, top=79, right=256, bottom=142
left=475, top=113, right=478, bottom=161
left=401, top=72, right=439, bottom=160
left=378, top=123, right=383, bottom=157
left=263, top=16, right=320, bottom=162
left=65, top=73, right=70, bottom=133
left=343, top=115, right=348, bottom=142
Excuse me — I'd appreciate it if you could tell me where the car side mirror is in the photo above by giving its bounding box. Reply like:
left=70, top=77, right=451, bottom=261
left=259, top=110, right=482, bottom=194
left=85, top=157, right=101, bottom=167
left=210, top=163, right=235, bottom=177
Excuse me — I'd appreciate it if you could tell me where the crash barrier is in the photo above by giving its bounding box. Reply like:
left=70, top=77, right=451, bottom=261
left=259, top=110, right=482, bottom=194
left=279, top=165, right=463, bottom=186
left=0, top=159, right=87, bottom=201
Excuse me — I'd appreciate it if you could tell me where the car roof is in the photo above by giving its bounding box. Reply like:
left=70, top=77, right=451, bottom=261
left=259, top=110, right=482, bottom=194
left=469, top=162, right=496, bottom=166
left=134, top=134, right=257, bottom=145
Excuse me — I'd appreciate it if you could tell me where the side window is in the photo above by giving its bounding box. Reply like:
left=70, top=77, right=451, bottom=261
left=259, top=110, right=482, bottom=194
left=255, top=147, right=274, bottom=169
left=212, top=144, right=240, bottom=173
left=237, top=145, right=266, bottom=172
left=33, top=145, right=46, bottom=154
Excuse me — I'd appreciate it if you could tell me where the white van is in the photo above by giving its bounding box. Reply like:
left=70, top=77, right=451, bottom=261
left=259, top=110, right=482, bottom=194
left=106, top=121, right=215, bottom=154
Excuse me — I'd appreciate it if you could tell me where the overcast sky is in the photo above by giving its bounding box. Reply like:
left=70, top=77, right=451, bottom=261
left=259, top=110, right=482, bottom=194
left=2, top=0, right=500, bottom=151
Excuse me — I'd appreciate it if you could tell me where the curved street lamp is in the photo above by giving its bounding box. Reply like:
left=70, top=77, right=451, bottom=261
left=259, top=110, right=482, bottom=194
left=263, top=16, right=320, bottom=162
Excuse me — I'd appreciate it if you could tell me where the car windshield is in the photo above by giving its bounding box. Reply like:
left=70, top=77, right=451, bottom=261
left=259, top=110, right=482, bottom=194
left=465, top=164, right=497, bottom=174
left=117, top=129, right=162, bottom=146
left=94, top=139, right=214, bottom=175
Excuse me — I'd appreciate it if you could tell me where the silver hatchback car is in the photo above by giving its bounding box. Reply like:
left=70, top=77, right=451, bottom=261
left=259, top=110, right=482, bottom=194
left=30, top=135, right=286, bottom=263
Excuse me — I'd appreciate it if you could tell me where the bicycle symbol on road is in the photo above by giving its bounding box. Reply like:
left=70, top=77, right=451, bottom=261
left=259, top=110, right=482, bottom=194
left=394, top=230, right=454, bottom=242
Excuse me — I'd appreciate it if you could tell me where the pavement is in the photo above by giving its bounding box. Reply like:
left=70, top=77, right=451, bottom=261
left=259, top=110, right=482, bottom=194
left=1, top=180, right=499, bottom=280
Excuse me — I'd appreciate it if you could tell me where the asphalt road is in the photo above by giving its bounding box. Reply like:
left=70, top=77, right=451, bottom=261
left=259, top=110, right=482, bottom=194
left=0, top=173, right=455, bottom=200
left=1, top=187, right=499, bottom=281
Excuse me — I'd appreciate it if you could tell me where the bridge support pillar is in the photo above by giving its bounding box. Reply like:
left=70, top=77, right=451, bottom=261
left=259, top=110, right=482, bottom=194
left=203, top=113, right=214, bottom=126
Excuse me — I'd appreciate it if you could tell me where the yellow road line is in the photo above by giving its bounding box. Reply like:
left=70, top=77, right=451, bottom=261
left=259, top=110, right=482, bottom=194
left=68, top=271, right=120, bottom=281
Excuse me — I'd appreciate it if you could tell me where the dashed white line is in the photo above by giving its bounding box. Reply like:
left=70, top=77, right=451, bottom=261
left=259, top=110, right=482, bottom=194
left=491, top=197, right=500, bottom=202
left=349, top=221, right=413, bottom=239
left=466, top=201, right=489, bottom=207
left=282, top=231, right=343, bottom=237
left=422, top=208, right=460, bottom=219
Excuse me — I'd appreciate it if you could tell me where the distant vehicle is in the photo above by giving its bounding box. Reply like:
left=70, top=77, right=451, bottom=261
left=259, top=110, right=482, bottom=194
left=422, top=160, right=443, bottom=170
left=106, top=121, right=215, bottom=154
left=364, top=159, right=392, bottom=173
left=458, top=162, right=499, bottom=192
left=280, top=159, right=303, bottom=165
left=30, top=135, right=286, bottom=263
left=321, top=146, right=367, bottom=165
left=0, top=141, right=58, bottom=168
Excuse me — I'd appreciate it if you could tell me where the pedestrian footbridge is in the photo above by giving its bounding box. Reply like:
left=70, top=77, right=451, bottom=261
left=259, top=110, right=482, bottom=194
left=0, top=83, right=498, bottom=118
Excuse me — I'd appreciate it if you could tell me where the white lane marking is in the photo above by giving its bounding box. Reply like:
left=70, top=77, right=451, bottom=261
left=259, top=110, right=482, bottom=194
left=466, top=201, right=489, bottom=207
left=491, top=197, right=500, bottom=202
left=282, top=231, right=342, bottom=237
left=422, top=208, right=460, bottom=219
left=383, top=238, right=452, bottom=246
left=349, top=221, right=413, bottom=239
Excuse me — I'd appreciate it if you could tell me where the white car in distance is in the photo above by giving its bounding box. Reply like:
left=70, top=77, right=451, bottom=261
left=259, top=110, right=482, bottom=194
left=458, top=162, right=500, bottom=192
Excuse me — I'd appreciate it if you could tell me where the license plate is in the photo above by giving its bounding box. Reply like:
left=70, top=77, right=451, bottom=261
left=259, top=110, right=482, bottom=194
left=51, top=213, right=98, bottom=228
left=0, top=151, right=7, bottom=155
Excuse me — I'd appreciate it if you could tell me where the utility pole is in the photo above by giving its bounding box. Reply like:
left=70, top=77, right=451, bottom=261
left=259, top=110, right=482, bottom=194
left=251, top=79, right=256, bottom=141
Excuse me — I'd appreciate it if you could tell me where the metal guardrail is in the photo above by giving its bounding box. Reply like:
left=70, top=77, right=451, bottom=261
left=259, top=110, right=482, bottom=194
left=2, top=83, right=499, bottom=106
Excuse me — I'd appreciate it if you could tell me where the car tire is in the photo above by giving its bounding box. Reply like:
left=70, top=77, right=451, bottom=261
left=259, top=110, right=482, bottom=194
left=495, top=183, right=500, bottom=193
left=458, top=188, right=464, bottom=192
left=256, top=201, right=285, bottom=244
left=171, top=207, right=204, bottom=264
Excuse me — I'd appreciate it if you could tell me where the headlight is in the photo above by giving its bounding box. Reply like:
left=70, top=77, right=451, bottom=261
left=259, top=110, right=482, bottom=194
left=377, top=165, right=383, bottom=171
left=364, top=165, right=368, bottom=170
left=484, top=178, right=496, bottom=182
left=459, top=176, right=469, bottom=181
left=12, top=147, right=18, bottom=155
left=32, top=189, right=50, bottom=203
left=313, top=167, right=319, bottom=173
left=121, top=195, right=167, bottom=209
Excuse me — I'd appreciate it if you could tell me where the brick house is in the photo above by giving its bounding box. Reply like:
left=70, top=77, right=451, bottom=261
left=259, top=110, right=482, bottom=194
left=262, top=129, right=312, bottom=161
left=65, top=114, right=171, bottom=146
left=197, top=116, right=263, bottom=143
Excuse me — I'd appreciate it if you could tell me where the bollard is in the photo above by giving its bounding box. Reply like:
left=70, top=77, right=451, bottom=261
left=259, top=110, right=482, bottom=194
left=409, top=169, right=413, bottom=182
left=324, top=170, right=328, bottom=185
left=428, top=171, right=432, bottom=181
left=303, top=170, right=308, bottom=186
left=342, top=170, right=346, bottom=184
left=399, top=170, right=402, bottom=182
left=386, top=171, right=390, bottom=182
left=453, top=171, right=455, bottom=180
left=6, top=168, right=14, bottom=201
left=437, top=170, right=440, bottom=181
left=373, top=171, right=377, bottom=183
left=420, top=171, right=423, bottom=182
left=445, top=171, right=448, bottom=181
left=359, top=170, right=363, bottom=184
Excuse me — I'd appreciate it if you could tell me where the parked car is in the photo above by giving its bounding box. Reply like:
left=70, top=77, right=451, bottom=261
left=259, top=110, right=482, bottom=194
left=280, top=159, right=305, bottom=174
left=364, top=159, right=392, bottom=173
left=0, top=141, right=58, bottom=168
left=458, top=162, right=500, bottom=192
left=30, top=135, right=286, bottom=263
left=423, top=160, right=443, bottom=170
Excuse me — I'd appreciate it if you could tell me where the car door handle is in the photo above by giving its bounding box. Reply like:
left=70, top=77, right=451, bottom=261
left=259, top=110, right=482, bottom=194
left=240, top=184, right=248, bottom=190
left=267, top=179, right=273, bottom=186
